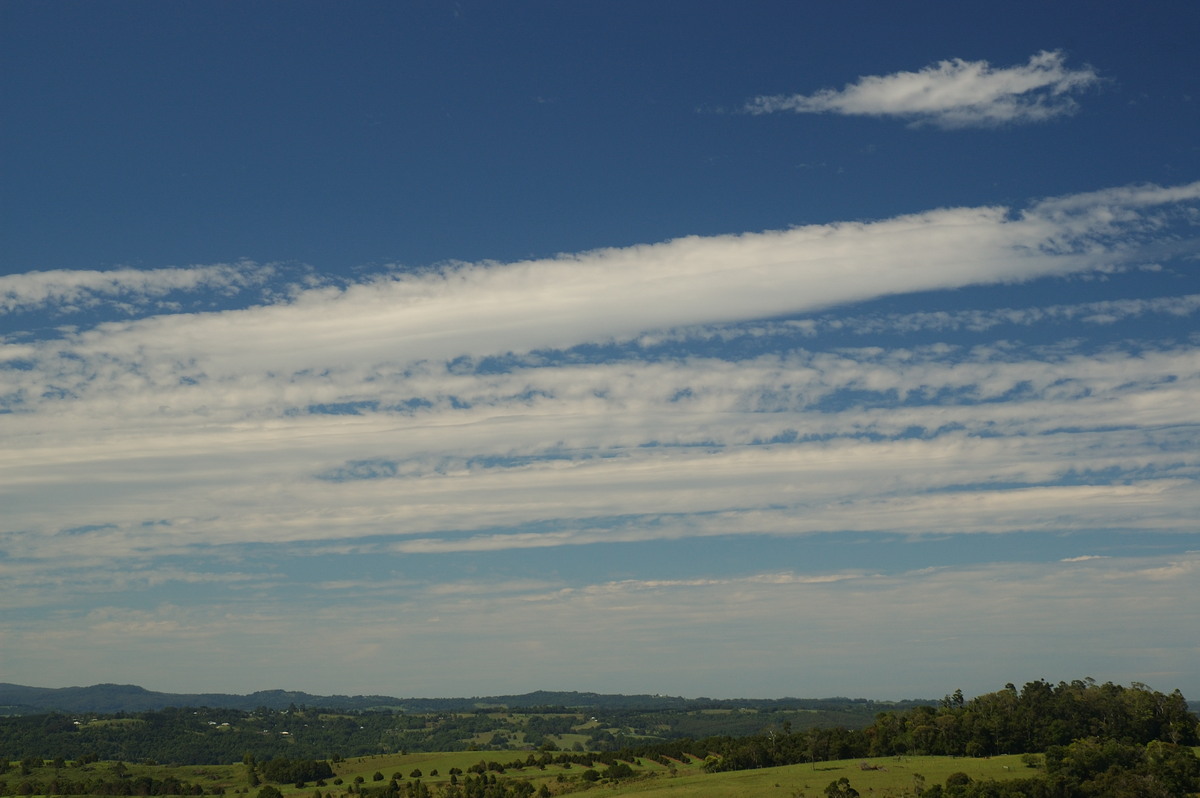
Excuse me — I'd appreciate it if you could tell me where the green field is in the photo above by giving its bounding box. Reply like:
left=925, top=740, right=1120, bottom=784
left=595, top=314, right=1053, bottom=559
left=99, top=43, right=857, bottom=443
left=13, top=747, right=1200, bottom=797
left=131, top=752, right=1037, bottom=798
left=2, top=751, right=1039, bottom=798
left=594, top=755, right=1032, bottom=797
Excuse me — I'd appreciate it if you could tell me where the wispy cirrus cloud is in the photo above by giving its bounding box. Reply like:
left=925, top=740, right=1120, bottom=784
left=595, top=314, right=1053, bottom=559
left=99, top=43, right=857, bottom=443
left=1, top=181, right=1198, bottom=698
left=744, top=50, right=1100, bottom=128
left=642, top=292, right=1200, bottom=343
left=0, top=261, right=283, bottom=318
left=3, top=180, right=1194, bottom=388
left=0, top=182, right=1196, bottom=565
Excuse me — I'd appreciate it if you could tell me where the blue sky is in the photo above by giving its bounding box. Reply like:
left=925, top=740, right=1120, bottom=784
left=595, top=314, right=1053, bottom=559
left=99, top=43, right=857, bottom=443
left=2, top=0, right=1198, bottom=702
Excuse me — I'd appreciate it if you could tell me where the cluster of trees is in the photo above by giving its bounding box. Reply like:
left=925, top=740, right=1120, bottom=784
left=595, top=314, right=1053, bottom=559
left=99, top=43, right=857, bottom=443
left=248, top=757, right=334, bottom=786
left=348, top=772, right=548, bottom=798
left=1039, top=737, right=1200, bottom=797
left=0, top=755, right=335, bottom=796
left=0, top=708, right=448, bottom=765
left=829, top=736, right=1200, bottom=798
left=0, top=760, right=212, bottom=796
left=637, top=679, right=1199, bottom=772
left=862, top=679, right=1196, bottom=757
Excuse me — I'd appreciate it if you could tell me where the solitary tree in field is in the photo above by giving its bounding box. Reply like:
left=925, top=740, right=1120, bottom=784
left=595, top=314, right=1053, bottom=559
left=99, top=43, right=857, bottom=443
left=824, top=777, right=859, bottom=798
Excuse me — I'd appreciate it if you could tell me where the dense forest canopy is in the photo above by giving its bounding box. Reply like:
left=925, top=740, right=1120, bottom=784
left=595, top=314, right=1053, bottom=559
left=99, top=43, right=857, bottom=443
left=689, top=678, right=1197, bottom=769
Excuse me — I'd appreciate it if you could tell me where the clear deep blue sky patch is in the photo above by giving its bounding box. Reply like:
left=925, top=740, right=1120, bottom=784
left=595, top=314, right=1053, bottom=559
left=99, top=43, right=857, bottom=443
left=1, top=0, right=1198, bottom=701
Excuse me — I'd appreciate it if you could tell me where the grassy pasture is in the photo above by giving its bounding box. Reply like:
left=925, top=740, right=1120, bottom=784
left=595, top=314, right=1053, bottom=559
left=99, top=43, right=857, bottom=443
left=590, top=755, right=1034, bottom=797
left=3, top=751, right=1039, bottom=798
left=286, top=747, right=1200, bottom=798
left=548, top=733, right=592, bottom=749
left=80, top=719, right=145, bottom=729
left=296, top=752, right=1035, bottom=798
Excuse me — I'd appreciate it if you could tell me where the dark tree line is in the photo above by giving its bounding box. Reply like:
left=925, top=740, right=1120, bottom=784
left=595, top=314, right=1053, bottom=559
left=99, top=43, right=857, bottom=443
left=615, top=679, right=1198, bottom=772
left=862, top=679, right=1196, bottom=757
left=0, top=764, right=212, bottom=796
left=252, top=757, right=334, bottom=785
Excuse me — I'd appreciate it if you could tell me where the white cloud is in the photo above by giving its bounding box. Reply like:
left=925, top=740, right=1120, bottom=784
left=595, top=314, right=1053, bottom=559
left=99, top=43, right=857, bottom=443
left=0, top=261, right=278, bottom=317
left=2, top=337, right=1197, bottom=565
left=2, top=181, right=1194, bottom=403
left=745, top=50, right=1100, bottom=128
left=1, top=181, right=1198, bottom=699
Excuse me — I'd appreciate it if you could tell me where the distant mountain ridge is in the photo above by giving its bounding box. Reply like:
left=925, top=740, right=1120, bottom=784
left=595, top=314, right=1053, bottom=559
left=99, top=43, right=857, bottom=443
left=0, top=683, right=400, bottom=714
left=0, top=682, right=905, bottom=715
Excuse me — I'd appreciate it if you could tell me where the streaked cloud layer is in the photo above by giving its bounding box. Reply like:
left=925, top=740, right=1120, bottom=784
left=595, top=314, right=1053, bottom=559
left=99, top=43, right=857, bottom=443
left=2, top=181, right=1198, bottom=697
left=4, top=2, right=1199, bottom=703
left=745, top=50, right=1100, bottom=127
